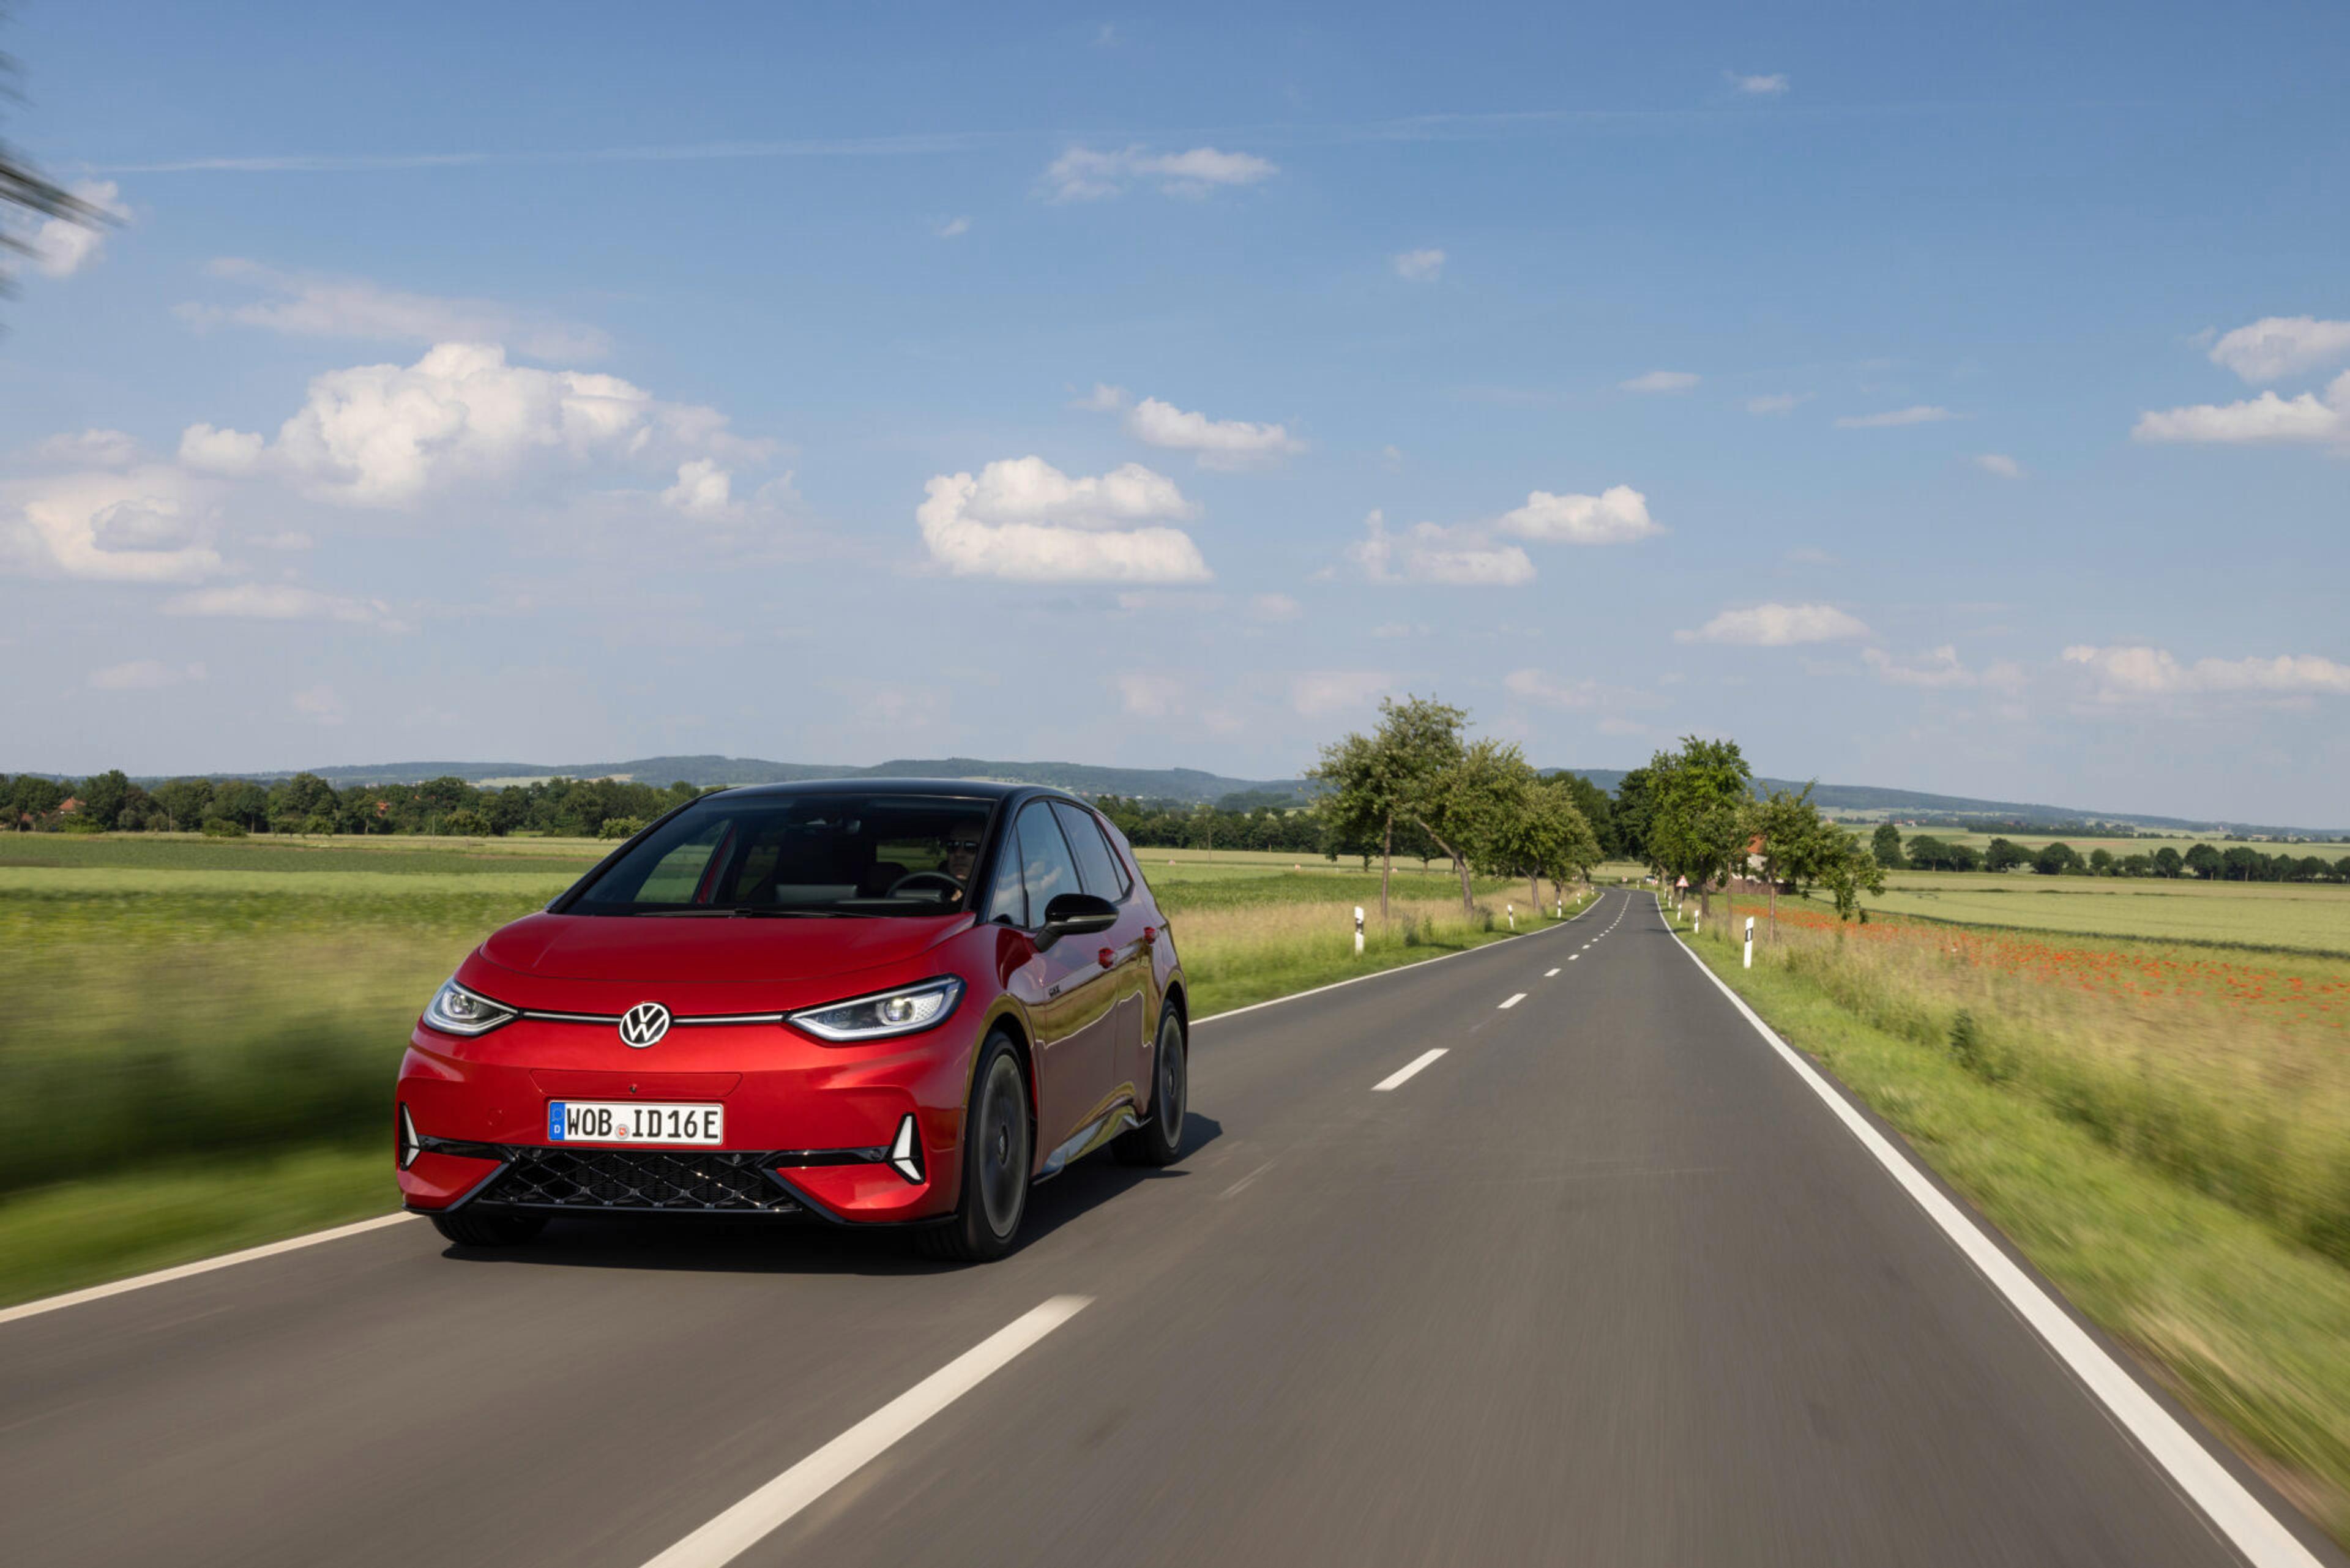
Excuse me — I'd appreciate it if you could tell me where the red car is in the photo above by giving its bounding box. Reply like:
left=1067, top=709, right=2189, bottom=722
left=394, top=781, right=1188, bottom=1261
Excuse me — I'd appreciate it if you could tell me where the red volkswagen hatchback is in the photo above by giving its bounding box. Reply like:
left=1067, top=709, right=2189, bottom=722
left=394, top=781, right=1187, bottom=1261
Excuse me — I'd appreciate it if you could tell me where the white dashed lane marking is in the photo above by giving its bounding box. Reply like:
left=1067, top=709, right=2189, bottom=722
left=1499, top=993, right=1526, bottom=1010
left=1372, top=1048, right=1448, bottom=1092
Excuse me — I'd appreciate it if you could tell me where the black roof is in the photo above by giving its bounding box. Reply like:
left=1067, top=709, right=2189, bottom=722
left=717, top=777, right=1075, bottom=805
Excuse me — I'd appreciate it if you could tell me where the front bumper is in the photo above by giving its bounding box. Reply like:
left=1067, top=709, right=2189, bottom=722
left=395, top=1012, right=975, bottom=1225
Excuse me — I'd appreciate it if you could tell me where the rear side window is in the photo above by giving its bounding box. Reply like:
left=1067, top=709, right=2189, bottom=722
left=1053, top=801, right=1130, bottom=901
left=1011, top=802, right=1081, bottom=926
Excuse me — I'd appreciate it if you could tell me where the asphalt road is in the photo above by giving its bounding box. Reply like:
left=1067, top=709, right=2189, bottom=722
left=4, top=889, right=2338, bottom=1567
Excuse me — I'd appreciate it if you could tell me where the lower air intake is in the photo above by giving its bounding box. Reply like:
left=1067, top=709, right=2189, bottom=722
left=480, top=1148, right=800, bottom=1214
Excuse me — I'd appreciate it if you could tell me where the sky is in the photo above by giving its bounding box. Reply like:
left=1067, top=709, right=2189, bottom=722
left=2, top=1, right=2346, bottom=824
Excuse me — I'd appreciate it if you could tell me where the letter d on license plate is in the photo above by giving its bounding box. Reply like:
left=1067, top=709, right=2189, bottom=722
left=546, top=1101, right=724, bottom=1146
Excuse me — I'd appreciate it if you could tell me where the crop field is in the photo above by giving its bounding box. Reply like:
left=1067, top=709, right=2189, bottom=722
left=1811, top=872, right=2350, bottom=955
left=1843, top=826, right=2350, bottom=862
left=0, top=831, right=1574, bottom=1303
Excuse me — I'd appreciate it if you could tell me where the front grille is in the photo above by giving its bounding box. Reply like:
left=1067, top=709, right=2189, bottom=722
left=478, top=1148, right=801, bottom=1214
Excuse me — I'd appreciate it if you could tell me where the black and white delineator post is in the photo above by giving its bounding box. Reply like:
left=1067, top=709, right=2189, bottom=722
left=1507, top=902, right=1515, bottom=930
left=1744, top=915, right=1755, bottom=969
left=1354, top=905, right=1365, bottom=956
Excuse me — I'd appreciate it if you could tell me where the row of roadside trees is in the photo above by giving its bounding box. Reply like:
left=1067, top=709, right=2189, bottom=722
left=1308, top=697, right=1879, bottom=932
left=1876, top=824, right=2350, bottom=883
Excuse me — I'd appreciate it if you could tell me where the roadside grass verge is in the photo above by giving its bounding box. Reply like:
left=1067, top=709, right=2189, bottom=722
left=0, top=853, right=1593, bottom=1307
left=1674, top=908, right=2350, bottom=1542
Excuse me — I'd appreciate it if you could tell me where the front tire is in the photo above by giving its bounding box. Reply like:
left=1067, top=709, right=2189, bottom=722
left=429, top=1209, right=546, bottom=1248
left=1113, top=1006, right=1186, bottom=1167
left=919, top=1031, right=1032, bottom=1263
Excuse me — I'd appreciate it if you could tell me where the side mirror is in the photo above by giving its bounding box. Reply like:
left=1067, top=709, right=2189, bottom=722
left=1036, top=891, right=1117, bottom=949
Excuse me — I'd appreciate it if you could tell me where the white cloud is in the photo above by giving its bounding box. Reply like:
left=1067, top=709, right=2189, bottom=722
left=662, top=458, right=733, bottom=517
left=176, top=259, right=610, bottom=360
left=88, top=659, right=204, bottom=692
left=1504, top=668, right=1603, bottom=709
left=1290, top=670, right=1391, bottom=717
left=1498, top=485, right=1661, bottom=545
left=1249, top=592, right=1302, bottom=621
left=1676, top=603, right=1870, bottom=646
left=1116, top=671, right=1186, bottom=717
left=1975, top=452, right=2024, bottom=479
left=916, top=456, right=1210, bottom=583
left=935, top=216, right=971, bottom=239
left=31, top=181, right=126, bottom=278
left=1393, top=248, right=1446, bottom=283
left=165, top=582, right=406, bottom=629
left=209, top=341, right=748, bottom=506
left=1835, top=405, right=1956, bottom=428
left=291, top=684, right=348, bottom=725
left=2132, top=371, right=2348, bottom=447
left=4, top=466, right=220, bottom=582
left=177, top=423, right=267, bottom=475
left=1745, top=393, right=1807, bottom=416
left=2061, top=644, right=2350, bottom=701
left=1074, top=383, right=1129, bottom=412
left=1043, top=145, right=1275, bottom=201
left=1729, top=72, right=1789, bottom=95
left=1863, top=645, right=2022, bottom=690
left=34, top=430, right=141, bottom=467
left=1122, top=397, right=1303, bottom=468
left=1621, top=370, right=1699, bottom=394
left=2206, top=316, right=2350, bottom=383
left=1346, top=510, right=1534, bottom=586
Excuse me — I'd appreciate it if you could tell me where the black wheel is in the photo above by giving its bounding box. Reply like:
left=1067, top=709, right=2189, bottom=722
left=1114, top=1006, right=1187, bottom=1167
left=429, top=1209, right=546, bottom=1248
left=919, top=1031, right=1031, bottom=1262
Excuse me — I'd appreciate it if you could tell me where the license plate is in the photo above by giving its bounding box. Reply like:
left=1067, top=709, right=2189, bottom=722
left=548, top=1101, right=724, bottom=1146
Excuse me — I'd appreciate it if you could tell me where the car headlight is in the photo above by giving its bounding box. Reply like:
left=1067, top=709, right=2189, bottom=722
left=422, top=976, right=518, bottom=1037
left=788, top=977, right=964, bottom=1042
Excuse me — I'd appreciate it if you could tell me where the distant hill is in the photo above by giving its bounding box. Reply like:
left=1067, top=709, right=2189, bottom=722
left=258, top=755, right=1320, bottom=807
left=1554, top=769, right=2343, bottom=838
left=37, top=754, right=2338, bottom=837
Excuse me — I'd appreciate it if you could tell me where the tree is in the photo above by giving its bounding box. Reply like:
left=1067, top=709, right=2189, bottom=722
left=1309, top=695, right=1466, bottom=921
left=1555, top=772, right=1617, bottom=861
left=1611, top=766, right=1658, bottom=867
left=1409, top=735, right=1531, bottom=915
left=2087, top=848, right=2115, bottom=875
left=213, top=779, right=269, bottom=832
left=1491, top=769, right=1600, bottom=910
left=1871, top=823, right=1906, bottom=870
left=1, top=40, right=113, bottom=301
left=444, top=807, right=493, bottom=837
left=149, top=777, right=213, bottom=833
left=1985, top=837, right=2030, bottom=873
left=10, top=773, right=62, bottom=827
left=2184, top=843, right=2222, bottom=881
left=1645, top=737, right=1753, bottom=920
left=2032, top=842, right=2078, bottom=875
left=2153, top=846, right=2183, bottom=879
left=76, top=769, right=130, bottom=829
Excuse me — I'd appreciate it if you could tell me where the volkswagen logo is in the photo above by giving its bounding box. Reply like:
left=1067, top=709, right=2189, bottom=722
left=619, top=1002, right=672, bottom=1048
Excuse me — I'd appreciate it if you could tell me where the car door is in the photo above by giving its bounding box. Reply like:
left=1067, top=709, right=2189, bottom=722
left=1051, top=801, right=1151, bottom=1116
left=1007, top=801, right=1119, bottom=1167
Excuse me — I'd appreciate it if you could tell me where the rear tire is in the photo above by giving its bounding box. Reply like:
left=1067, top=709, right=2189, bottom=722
left=430, top=1209, right=546, bottom=1248
left=1113, top=1006, right=1186, bottom=1167
left=917, top=1032, right=1031, bottom=1263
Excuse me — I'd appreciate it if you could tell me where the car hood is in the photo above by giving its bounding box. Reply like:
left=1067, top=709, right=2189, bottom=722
left=478, top=910, right=968, bottom=986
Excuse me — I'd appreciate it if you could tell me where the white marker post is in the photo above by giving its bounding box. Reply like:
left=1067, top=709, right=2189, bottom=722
left=1353, top=905, right=1365, bottom=956
left=1744, top=915, right=1755, bottom=969
left=1507, top=902, right=1515, bottom=930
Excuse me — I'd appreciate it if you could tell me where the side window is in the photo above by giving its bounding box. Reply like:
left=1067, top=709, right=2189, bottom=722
left=1053, top=802, right=1127, bottom=902
left=1013, top=802, right=1081, bottom=925
left=981, top=832, right=1027, bottom=926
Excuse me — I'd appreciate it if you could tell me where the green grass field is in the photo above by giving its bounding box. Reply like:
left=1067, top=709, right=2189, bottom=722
left=1844, top=826, right=2350, bottom=862
left=0, top=830, right=1570, bottom=1305
left=1807, top=872, right=2350, bottom=955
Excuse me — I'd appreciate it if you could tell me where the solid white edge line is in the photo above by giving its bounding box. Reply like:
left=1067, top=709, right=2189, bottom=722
left=640, top=1294, right=1091, bottom=1568
left=1192, top=889, right=1606, bottom=1028
left=1655, top=896, right=2323, bottom=1568
left=0, top=1212, right=416, bottom=1327
left=1498, top=993, right=1526, bottom=1010
left=1371, top=1047, right=1448, bottom=1092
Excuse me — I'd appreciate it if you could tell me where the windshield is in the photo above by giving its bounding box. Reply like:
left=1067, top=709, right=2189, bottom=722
left=564, top=793, right=996, bottom=916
